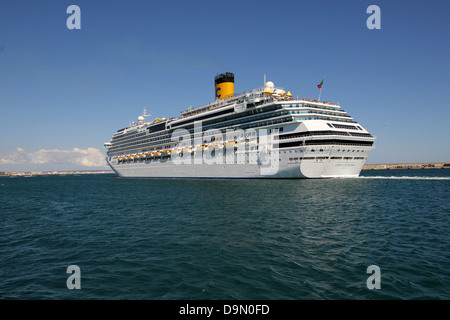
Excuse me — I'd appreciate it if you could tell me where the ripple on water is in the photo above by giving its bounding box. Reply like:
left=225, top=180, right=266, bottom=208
left=0, top=170, right=449, bottom=299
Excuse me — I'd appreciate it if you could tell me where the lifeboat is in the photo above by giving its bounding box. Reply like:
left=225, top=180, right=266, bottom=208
left=162, top=149, right=171, bottom=157
left=182, top=147, right=194, bottom=154
left=152, top=117, right=167, bottom=124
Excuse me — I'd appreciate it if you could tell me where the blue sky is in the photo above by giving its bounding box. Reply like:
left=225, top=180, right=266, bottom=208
left=0, top=0, right=449, bottom=171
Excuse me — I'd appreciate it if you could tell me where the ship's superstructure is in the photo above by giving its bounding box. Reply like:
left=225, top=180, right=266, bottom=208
left=104, top=73, right=375, bottom=178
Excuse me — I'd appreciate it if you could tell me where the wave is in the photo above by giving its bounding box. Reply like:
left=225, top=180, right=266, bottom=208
left=358, top=176, right=450, bottom=180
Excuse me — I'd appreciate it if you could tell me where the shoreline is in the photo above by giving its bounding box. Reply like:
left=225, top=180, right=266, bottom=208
left=0, top=170, right=114, bottom=177
left=363, top=162, right=450, bottom=170
left=1, top=162, right=449, bottom=177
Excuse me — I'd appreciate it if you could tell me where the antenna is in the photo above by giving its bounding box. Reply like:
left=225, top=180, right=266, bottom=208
left=142, top=108, right=151, bottom=119
left=264, top=74, right=266, bottom=87
left=137, top=107, right=151, bottom=125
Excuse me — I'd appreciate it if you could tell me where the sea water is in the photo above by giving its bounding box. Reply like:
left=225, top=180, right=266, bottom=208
left=0, top=169, right=449, bottom=299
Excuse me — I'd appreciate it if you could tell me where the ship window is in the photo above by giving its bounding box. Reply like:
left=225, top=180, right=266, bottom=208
left=279, top=141, right=303, bottom=148
left=332, top=124, right=358, bottom=130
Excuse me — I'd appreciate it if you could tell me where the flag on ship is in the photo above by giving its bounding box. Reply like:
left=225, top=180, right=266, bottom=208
left=317, top=78, right=324, bottom=89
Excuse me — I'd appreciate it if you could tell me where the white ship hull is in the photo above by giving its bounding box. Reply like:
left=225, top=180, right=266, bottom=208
left=107, top=146, right=369, bottom=179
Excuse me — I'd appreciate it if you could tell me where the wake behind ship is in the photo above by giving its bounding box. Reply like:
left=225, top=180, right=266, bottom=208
left=104, top=73, right=375, bottom=178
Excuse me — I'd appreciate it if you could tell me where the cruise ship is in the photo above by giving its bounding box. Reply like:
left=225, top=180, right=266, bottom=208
left=104, top=73, right=375, bottom=178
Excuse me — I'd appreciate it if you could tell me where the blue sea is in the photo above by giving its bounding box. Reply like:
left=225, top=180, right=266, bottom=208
left=0, top=169, right=449, bottom=300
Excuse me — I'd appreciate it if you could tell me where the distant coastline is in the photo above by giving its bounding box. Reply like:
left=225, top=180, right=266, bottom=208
left=0, top=170, right=114, bottom=177
left=363, top=162, right=450, bottom=170
left=1, top=162, right=449, bottom=177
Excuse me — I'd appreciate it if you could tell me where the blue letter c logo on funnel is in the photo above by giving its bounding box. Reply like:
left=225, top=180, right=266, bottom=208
left=215, top=87, right=221, bottom=99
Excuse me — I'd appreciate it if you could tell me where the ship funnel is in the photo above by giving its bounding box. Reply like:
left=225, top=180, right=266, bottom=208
left=214, top=72, right=234, bottom=100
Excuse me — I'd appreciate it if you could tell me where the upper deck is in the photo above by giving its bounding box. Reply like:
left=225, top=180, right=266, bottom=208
left=116, top=84, right=343, bottom=136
